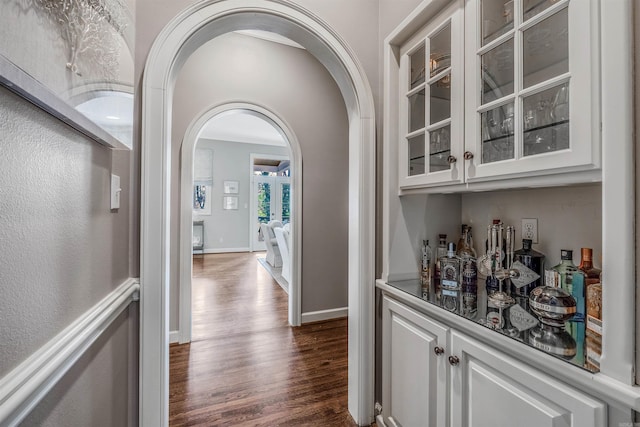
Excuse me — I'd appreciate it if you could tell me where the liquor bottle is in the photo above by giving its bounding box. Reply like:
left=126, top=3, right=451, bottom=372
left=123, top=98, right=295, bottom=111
left=420, top=240, right=433, bottom=301
left=552, top=249, right=584, bottom=365
left=457, top=226, right=478, bottom=318
left=440, top=242, right=461, bottom=313
left=433, top=234, right=447, bottom=304
left=578, top=248, right=601, bottom=286
left=511, top=239, right=545, bottom=303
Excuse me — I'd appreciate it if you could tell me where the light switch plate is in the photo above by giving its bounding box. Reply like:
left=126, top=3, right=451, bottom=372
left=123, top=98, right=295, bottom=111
left=111, top=174, right=121, bottom=209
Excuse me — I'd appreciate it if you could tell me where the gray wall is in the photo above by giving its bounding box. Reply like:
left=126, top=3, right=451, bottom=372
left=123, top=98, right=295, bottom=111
left=0, top=86, right=135, bottom=425
left=195, top=138, right=289, bottom=252
left=169, top=32, right=349, bottom=326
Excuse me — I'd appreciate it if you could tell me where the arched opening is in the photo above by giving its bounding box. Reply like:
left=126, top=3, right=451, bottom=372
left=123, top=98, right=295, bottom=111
left=179, top=102, right=304, bottom=344
left=140, top=1, right=375, bottom=425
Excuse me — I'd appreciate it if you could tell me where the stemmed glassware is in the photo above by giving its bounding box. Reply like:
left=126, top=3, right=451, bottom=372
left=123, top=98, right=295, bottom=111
left=482, top=223, right=516, bottom=308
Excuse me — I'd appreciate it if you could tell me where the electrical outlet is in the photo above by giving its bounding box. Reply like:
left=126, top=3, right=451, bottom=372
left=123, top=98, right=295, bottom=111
left=522, top=218, right=538, bottom=243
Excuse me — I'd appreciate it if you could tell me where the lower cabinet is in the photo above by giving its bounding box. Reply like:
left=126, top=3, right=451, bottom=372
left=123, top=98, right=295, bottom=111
left=380, top=295, right=607, bottom=427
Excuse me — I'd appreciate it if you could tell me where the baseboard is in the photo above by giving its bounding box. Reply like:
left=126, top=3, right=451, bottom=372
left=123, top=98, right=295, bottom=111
left=201, top=247, right=250, bottom=254
left=301, top=307, right=348, bottom=324
left=169, top=331, right=180, bottom=344
left=0, top=278, right=140, bottom=426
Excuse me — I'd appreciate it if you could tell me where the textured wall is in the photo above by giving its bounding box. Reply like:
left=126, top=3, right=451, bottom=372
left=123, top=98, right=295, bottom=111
left=0, top=86, right=134, bottom=424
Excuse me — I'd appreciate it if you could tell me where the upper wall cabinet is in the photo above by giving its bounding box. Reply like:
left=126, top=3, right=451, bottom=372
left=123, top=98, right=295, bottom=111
left=399, top=1, right=465, bottom=188
left=395, top=0, right=600, bottom=191
left=464, top=0, right=599, bottom=182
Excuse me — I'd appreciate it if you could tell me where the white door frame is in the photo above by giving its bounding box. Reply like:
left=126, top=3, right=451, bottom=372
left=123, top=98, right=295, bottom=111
left=141, top=1, right=376, bottom=426
left=179, top=103, right=302, bottom=348
left=249, top=152, right=291, bottom=252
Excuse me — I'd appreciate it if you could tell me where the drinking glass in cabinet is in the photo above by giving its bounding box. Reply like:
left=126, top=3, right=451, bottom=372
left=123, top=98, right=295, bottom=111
left=482, top=103, right=515, bottom=163
left=523, top=84, right=569, bottom=157
left=410, top=44, right=426, bottom=90
left=481, top=40, right=514, bottom=104
left=429, top=125, right=451, bottom=172
left=430, top=77, right=451, bottom=124
left=408, top=89, right=425, bottom=132
left=481, top=0, right=515, bottom=46
left=429, top=23, right=451, bottom=77
left=408, top=134, right=425, bottom=176
left=523, top=7, right=568, bottom=89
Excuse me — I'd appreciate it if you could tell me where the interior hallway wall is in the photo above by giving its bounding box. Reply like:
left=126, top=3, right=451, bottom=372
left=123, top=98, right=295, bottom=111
left=0, top=86, right=136, bottom=426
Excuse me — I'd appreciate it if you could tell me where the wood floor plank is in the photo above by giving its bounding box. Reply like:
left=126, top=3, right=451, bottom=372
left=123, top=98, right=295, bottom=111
left=169, top=252, right=364, bottom=426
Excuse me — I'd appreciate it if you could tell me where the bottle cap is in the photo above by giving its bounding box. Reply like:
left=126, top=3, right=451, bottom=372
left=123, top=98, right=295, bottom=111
left=448, top=242, right=456, bottom=254
left=560, top=249, right=573, bottom=260
left=522, top=239, right=532, bottom=250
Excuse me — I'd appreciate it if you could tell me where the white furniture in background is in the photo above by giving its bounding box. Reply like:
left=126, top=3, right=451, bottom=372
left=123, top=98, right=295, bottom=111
left=260, top=220, right=282, bottom=267
left=274, top=224, right=291, bottom=283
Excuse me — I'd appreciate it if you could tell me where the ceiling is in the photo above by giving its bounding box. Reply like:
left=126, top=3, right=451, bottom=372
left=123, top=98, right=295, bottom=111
left=199, top=110, right=287, bottom=146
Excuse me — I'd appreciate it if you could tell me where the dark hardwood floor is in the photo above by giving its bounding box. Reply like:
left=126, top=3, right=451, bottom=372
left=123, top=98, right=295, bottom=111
left=169, top=252, right=361, bottom=426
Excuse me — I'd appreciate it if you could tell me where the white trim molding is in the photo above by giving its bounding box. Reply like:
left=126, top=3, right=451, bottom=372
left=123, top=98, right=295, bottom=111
left=301, top=307, right=348, bottom=324
left=141, top=1, right=376, bottom=426
left=0, top=278, right=140, bottom=427
left=169, top=331, right=180, bottom=344
left=202, top=247, right=251, bottom=254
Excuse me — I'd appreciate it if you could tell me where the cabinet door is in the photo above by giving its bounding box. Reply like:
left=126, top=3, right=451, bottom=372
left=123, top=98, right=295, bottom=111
left=450, top=331, right=606, bottom=427
left=464, top=0, right=600, bottom=182
left=382, top=296, right=448, bottom=427
left=398, top=0, right=465, bottom=189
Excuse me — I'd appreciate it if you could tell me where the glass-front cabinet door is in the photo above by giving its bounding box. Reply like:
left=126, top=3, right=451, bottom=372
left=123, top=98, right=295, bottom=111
left=399, top=0, right=464, bottom=188
left=464, top=0, right=599, bottom=182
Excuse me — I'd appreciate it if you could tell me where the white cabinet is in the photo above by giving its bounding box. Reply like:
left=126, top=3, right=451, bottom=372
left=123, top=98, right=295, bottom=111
left=450, top=330, right=606, bottom=427
left=381, top=296, right=448, bottom=427
left=395, top=0, right=600, bottom=190
left=463, top=0, right=600, bottom=182
left=380, top=295, right=607, bottom=427
left=398, top=0, right=465, bottom=188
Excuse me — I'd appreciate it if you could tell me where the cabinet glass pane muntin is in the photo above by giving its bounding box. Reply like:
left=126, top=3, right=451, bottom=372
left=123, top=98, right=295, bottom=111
left=481, top=102, right=515, bottom=163
left=408, top=89, right=426, bottom=132
left=408, top=134, right=426, bottom=176
left=429, top=125, right=451, bottom=172
left=430, top=77, right=451, bottom=124
left=523, top=7, right=568, bottom=89
left=523, top=83, right=569, bottom=156
left=410, top=43, right=426, bottom=89
left=429, top=23, right=451, bottom=77
left=523, top=0, right=564, bottom=22
left=481, top=39, right=514, bottom=104
left=481, top=0, right=515, bottom=46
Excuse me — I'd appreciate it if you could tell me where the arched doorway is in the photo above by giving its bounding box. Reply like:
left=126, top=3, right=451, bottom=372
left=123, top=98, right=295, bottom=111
left=179, top=102, right=303, bottom=343
left=140, top=1, right=375, bottom=425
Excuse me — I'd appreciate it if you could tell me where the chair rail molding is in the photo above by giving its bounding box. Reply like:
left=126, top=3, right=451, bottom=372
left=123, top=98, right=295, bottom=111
left=141, top=1, right=376, bottom=425
left=0, top=278, right=140, bottom=427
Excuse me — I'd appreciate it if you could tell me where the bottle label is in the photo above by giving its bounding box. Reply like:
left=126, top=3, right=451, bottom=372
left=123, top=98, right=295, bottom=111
left=586, top=315, right=603, bottom=335
left=586, top=347, right=601, bottom=368
left=509, top=304, right=539, bottom=331
left=486, top=311, right=503, bottom=329
left=532, top=340, right=576, bottom=357
left=442, top=279, right=458, bottom=289
left=529, top=300, right=576, bottom=315
left=510, top=261, right=540, bottom=289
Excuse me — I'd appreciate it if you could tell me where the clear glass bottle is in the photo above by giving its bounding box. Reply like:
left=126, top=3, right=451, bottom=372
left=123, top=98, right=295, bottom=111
left=440, top=242, right=461, bottom=313
left=457, top=226, right=478, bottom=318
left=420, top=239, right=433, bottom=301
left=552, top=249, right=584, bottom=365
left=433, top=234, right=447, bottom=304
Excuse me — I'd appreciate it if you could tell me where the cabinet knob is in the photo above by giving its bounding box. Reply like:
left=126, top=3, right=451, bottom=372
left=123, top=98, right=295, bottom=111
left=448, top=355, right=460, bottom=366
left=434, top=346, right=445, bottom=356
left=464, top=151, right=474, bottom=160
left=447, top=155, right=457, bottom=164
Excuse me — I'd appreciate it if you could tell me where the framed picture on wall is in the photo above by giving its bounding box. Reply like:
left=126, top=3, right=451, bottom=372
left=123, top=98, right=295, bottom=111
left=223, top=180, right=239, bottom=194
left=223, top=196, right=238, bottom=210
